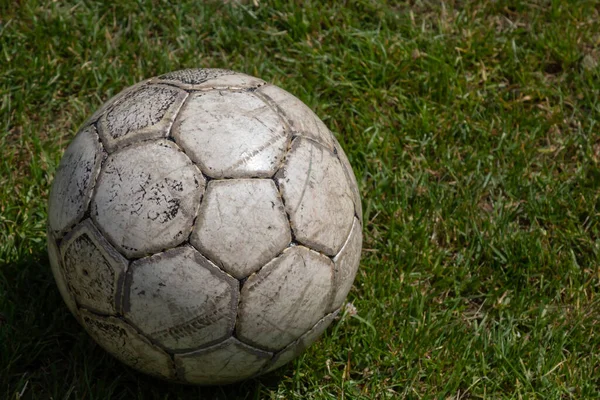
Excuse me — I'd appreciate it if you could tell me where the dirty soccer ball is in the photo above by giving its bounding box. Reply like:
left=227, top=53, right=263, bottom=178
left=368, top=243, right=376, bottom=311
left=47, top=69, right=362, bottom=385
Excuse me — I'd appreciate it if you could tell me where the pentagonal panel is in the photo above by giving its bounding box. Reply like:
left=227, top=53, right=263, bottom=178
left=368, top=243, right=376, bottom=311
left=190, top=179, right=291, bottom=279
left=60, top=219, right=128, bottom=315
left=328, top=218, right=362, bottom=312
left=264, top=310, right=339, bottom=373
left=48, top=125, right=102, bottom=237
left=276, top=138, right=354, bottom=256
left=91, top=140, right=204, bottom=258
left=79, top=309, right=176, bottom=380
left=82, top=79, right=153, bottom=128
left=334, top=137, right=363, bottom=222
left=173, top=91, right=289, bottom=178
left=97, top=84, right=187, bottom=152
left=175, top=337, right=271, bottom=385
left=154, top=68, right=265, bottom=91
left=257, top=85, right=335, bottom=151
left=124, top=246, right=238, bottom=352
left=237, top=246, right=334, bottom=351
left=47, top=228, right=78, bottom=316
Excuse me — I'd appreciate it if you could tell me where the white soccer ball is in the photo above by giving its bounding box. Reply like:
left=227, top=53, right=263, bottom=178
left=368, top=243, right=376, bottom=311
left=47, top=69, right=362, bottom=385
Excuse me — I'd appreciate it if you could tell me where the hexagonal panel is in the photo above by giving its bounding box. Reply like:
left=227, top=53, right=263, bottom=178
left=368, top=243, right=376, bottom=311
left=59, top=219, right=128, bottom=315
left=154, top=68, right=266, bottom=91
left=172, top=91, right=289, bottom=178
left=47, top=228, right=78, bottom=316
left=123, top=246, right=238, bottom=352
left=333, top=137, right=363, bottom=222
left=276, top=137, right=355, bottom=256
left=264, top=310, right=339, bottom=373
left=97, top=84, right=188, bottom=152
left=257, top=84, right=335, bottom=151
left=91, top=140, right=205, bottom=258
left=79, top=309, right=176, bottom=380
left=190, top=179, right=291, bottom=279
left=237, top=246, right=334, bottom=351
left=328, top=217, right=362, bottom=312
left=175, top=337, right=271, bottom=385
left=48, top=125, right=102, bottom=237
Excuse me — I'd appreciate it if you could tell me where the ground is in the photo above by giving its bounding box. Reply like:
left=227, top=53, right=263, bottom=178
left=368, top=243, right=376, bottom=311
left=1, top=0, right=599, bottom=398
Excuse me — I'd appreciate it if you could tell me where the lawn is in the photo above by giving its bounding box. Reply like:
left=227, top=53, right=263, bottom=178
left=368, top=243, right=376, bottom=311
left=1, top=0, right=599, bottom=398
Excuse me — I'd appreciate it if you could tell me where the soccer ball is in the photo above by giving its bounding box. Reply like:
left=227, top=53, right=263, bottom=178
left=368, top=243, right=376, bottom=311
left=47, top=69, right=362, bottom=385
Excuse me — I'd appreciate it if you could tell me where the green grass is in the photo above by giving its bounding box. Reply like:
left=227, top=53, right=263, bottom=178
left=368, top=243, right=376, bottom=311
left=1, top=0, right=600, bottom=398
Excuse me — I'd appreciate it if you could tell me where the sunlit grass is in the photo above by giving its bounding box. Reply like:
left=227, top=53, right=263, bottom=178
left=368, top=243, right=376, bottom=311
left=1, top=1, right=599, bottom=398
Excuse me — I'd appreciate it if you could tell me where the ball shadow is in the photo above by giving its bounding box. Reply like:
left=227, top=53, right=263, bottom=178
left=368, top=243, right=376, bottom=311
left=0, top=246, right=287, bottom=399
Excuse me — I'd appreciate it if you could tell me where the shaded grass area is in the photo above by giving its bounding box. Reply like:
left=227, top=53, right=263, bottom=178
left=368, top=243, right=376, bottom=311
left=1, top=0, right=599, bottom=398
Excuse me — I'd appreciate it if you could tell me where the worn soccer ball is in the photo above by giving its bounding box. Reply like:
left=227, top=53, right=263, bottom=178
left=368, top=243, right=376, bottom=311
left=47, top=69, right=362, bottom=385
